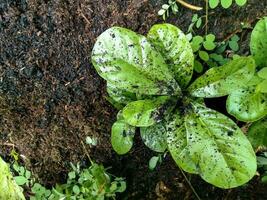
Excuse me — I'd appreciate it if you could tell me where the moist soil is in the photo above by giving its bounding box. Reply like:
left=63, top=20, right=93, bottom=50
left=1, top=0, right=267, bottom=199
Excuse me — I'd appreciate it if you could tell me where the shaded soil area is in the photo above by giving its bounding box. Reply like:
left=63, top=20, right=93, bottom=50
left=0, top=0, right=267, bottom=199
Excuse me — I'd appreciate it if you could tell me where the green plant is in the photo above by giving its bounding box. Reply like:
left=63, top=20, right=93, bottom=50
left=209, top=0, right=247, bottom=9
left=226, top=17, right=267, bottom=122
left=148, top=153, right=165, bottom=170
left=190, top=34, right=217, bottom=72
left=158, top=0, right=202, bottom=20
left=52, top=162, right=126, bottom=200
left=13, top=163, right=32, bottom=187
left=216, top=34, right=240, bottom=54
left=187, top=14, right=204, bottom=34
left=91, top=23, right=257, bottom=188
left=189, top=32, right=243, bottom=73
left=158, top=0, right=179, bottom=20
left=12, top=162, right=52, bottom=200
left=0, top=157, right=25, bottom=200
left=10, top=157, right=126, bottom=200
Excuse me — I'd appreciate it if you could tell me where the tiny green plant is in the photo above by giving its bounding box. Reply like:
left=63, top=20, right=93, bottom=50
left=11, top=160, right=126, bottom=200
left=12, top=162, right=52, bottom=200
left=52, top=162, right=126, bottom=199
left=187, top=14, right=203, bottom=34
left=91, top=23, right=258, bottom=188
left=189, top=33, right=240, bottom=73
left=158, top=0, right=179, bottom=20
left=158, top=0, right=202, bottom=21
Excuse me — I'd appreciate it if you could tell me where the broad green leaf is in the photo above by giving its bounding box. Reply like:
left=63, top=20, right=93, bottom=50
left=227, top=76, right=267, bottom=122
left=203, top=40, right=216, bottom=51
left=194, top=60, right=203, bottom=73
left=0, top=157, right=25, bottom=200
left=122, top=96, right=172, bottom=127
left=140, top=121, right=167, bottom=152
left=209, top=0, right=219, bottom=8
left=199, top=50, right=209, bottom=61
left=188, top=56, right=256, bottom=98
left=196, top=18, right=202, bottom=28
left=107, top=83, right=136, bottom=106
left=91, top=27, right=180, bottom=96
left=250, top=17, right=267, bottom=69
left=72, top=185, right=80, bottom=194
left=14, top=176, right=28, bottom=186
left=231, top=35, right=240, bottom=42
left=192, top=14, right=198, bottom=22
left=221, top=0, right=232, bottom=8
left=149, top=156, right=160, bottom=170
left=186, top=102, right=256, bottom=189
left=147, top=24, right=194, bottom=88
left=206, top=34, right=216, bottom=42
left=258, top=67, right=267, bottom=79
left=191, top=36, right=203, bottom=52
left=166, top=111, right=198, bottom=174
left=235, top=0, right=247, bottom=6
left=111, top=120, right=135, bottom=155
left=248, top=117, right=267, bottom=149
left=229, top=41, right=239, bottom=51
left=158, top=9, right=165, bottom=16
left=257, top=80, right=267, bottom=93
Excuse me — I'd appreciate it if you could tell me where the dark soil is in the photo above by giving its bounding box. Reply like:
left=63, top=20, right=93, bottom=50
left=0, top=0, right=267, bottom=199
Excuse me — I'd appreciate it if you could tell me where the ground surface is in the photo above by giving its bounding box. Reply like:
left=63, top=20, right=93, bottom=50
left=1, top=0, right=267, bottom=199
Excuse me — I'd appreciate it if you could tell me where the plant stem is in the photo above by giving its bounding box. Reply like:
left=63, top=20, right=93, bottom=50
left=178, top=166, right=202, bottom=200
left=205, top=0, right=209, bottom=34
left=80, top=140, right=93, bottom=165
left=176, top=0, right=203, bottom=11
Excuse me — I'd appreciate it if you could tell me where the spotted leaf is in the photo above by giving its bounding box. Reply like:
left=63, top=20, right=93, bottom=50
left=227, top=76, right=267, bottom=122
left=250, top=17, right=267, bottom=69
left=188, top=56, right=255, bottom=97
left=122, top=96, right=172, bottom=127
left=248, top=117, right=267, bottom=149
left=147, top=24, right=194, bottom=88
left=186, top=102, right=256, bottom=189
left=91, top=27, right=181, bottom=96
left=111, top=120, right=135, bottom=155
left=106, top=83, right=136, bottom=108
left=140, top=121, right=167, bottom=152
left=166, top=111, right=198, bottom=174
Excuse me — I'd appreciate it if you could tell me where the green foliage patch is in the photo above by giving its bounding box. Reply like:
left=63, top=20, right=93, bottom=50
left=91, top=23, right=258, bottom=189
left=0, top=157, right=25, bottom=200
left=209, top=0, right=247, bottom=9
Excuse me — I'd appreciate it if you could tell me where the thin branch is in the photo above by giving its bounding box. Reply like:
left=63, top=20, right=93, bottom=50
left=178, top=166, right=202, bottom=200
left=80, top=140, right=93, bottom=165
left=176, top=0, right=203, bottom=11
left=205, top=0, right=209, bottom=34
